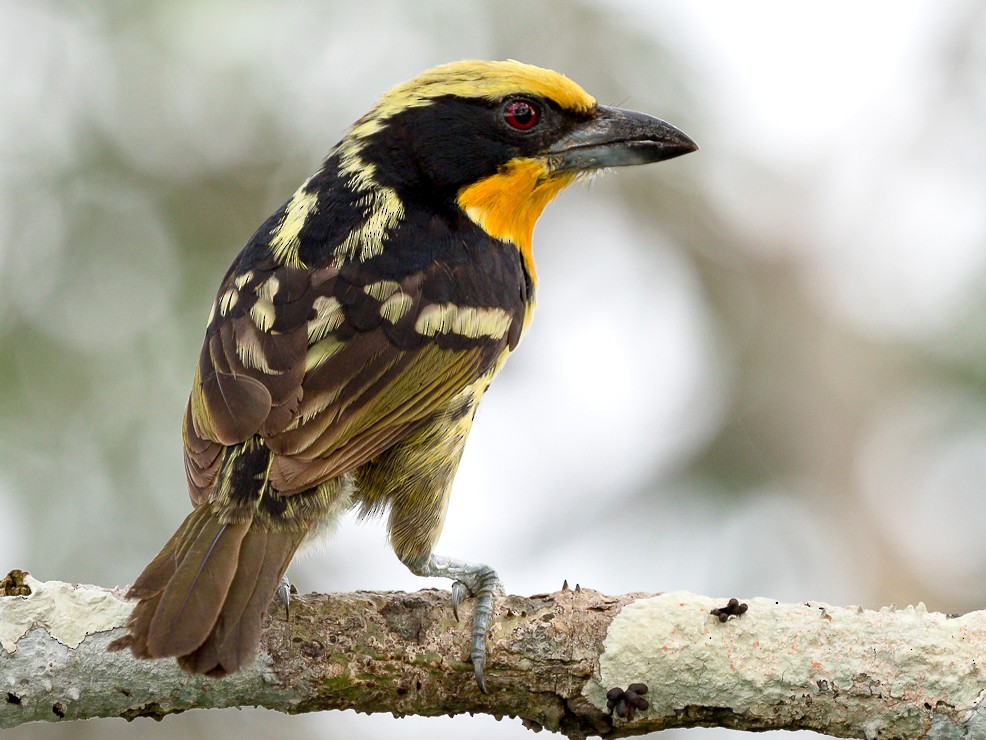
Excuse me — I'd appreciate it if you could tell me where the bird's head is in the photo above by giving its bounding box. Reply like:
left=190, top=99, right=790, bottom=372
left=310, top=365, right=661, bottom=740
left=333, top=60, right=696, bottom=281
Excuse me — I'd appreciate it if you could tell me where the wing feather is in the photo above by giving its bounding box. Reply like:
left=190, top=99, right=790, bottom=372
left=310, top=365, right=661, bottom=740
left=185, top=255, right=511, bottom=500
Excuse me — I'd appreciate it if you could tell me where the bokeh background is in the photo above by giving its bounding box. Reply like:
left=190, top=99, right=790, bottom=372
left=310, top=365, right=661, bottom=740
left=3, top=0, right=985, bottom=738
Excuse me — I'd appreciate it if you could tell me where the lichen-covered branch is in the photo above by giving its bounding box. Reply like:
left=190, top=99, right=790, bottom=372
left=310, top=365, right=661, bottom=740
left=1, top=572, right=984, bottom=738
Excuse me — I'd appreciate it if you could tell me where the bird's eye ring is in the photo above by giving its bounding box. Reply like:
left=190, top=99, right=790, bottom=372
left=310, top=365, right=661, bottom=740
left=502, top=99, right=540, bottom=131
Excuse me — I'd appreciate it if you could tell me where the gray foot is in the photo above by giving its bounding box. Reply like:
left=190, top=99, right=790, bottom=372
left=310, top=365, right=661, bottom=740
left=407, top=554, right=500, bottom=693
left=272, top=574, right=292, bottom=620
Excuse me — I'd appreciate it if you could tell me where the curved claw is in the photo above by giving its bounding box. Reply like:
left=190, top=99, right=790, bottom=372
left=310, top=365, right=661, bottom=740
left=473, top=655, right=488, bottom=694
left=451, top=581, right=468, bottom=621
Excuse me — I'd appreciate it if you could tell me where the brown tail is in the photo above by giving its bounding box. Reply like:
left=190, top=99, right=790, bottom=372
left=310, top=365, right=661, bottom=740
left=109, top=505, right=302, bottom=676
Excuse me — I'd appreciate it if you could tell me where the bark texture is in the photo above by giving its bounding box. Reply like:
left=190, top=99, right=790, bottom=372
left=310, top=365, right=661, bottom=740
left=1, top=573, right=984, bottom=738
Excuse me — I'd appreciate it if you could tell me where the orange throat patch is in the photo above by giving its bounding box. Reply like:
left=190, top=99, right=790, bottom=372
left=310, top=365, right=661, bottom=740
left=456, top=158, right=576, bottom=286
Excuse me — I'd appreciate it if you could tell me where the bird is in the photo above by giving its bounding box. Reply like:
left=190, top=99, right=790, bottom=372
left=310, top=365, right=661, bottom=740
left=108, top=59, right=696, bottom=692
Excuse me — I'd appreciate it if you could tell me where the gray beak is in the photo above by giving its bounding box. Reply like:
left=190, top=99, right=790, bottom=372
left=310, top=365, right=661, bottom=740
left=547, top=105, right=697, bottom=173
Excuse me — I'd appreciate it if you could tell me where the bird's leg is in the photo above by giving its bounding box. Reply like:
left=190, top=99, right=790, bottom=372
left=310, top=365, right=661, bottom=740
left=405, top=553, right=501, bottom=693
left=272, top=573, right=292, bottom=620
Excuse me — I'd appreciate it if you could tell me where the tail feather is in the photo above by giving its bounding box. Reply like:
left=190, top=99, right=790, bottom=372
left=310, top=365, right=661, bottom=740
left=111, top=504, right=302, bottom=676
left=183, top=527, right=272, bottom=675
left=179, top=527, right=303, bottom=676
left=172, top=505, right=222, bottom=570
left=110, top=507, right=220, bottom=659
left=217, top=529, right=302, bottom=667
left=146, top=514, right=250, bottom=658
left=123, top=518, right=187, bottom=601
left=112, top=523, right=188, bottom=659
left=176, top=631, right=222, bottom=676
left=213, top=528, right=271, bottom=652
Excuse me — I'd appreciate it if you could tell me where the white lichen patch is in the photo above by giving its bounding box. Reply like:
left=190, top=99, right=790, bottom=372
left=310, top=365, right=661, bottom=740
left=0, top=575, right=132, bottom=653
left=585, top=591, right=986, bottom=724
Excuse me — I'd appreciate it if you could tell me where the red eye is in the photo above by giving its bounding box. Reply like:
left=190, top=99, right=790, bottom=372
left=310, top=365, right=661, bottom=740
left=503, top=99, right=540, bottom=131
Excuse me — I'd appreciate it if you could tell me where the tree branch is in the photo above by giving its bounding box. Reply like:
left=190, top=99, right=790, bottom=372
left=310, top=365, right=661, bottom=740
left=1, top=572, right=984, bottom=738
